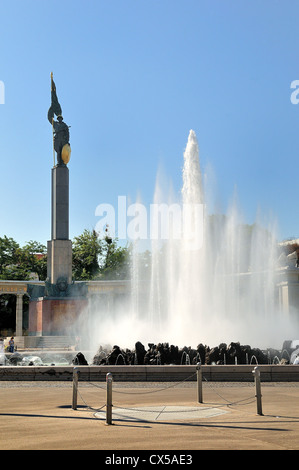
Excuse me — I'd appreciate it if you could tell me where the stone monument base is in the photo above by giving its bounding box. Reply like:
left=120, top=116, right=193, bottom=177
left=28, top=297, right=88, bottom=336
left=47, top=239, right=72, bottom=285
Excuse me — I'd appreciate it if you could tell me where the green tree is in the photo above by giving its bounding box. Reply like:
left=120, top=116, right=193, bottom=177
left=0, top=236, right=47, bottom=280
left=98, top=236, right=129, bottom=280
left=21, top=241, right=47, bottom=280
left=0, top=236, right=20, bottom=279
left=0, top=230, right=130, bottom=282
left=72, top=228, right=130, bottom=280
left=72, top=229, right=103, bottom=280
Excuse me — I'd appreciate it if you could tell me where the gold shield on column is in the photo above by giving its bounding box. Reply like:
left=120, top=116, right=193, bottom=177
left=61, top=143, right=71, bottom=164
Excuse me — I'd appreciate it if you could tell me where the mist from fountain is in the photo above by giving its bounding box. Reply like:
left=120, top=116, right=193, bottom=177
left=88, top=130, right=297, bottom=351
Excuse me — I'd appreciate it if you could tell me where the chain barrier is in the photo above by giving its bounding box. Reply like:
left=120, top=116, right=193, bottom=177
left=72, top=366, right=260, bottom=421
left=201, top=373, right=256, bottom=406
left=106, top=372, right=198, bottom=395
left=76, top=385, right=106, bottom=413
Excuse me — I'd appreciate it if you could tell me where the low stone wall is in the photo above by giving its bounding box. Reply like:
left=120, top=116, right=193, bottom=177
left=1, top=364, right=299, bottom=382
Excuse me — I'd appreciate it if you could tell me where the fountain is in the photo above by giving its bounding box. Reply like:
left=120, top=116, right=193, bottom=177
left=88, top=130, right=298, bottom=353
left=180, top=351, right=191, bottom=365
left=4, top=349, right=78, bottom=367
left=115, top=353, right=126, bottom=365
left=249, top=355, right=259, bottom=365
left=281, top=349, right=291, bottom=362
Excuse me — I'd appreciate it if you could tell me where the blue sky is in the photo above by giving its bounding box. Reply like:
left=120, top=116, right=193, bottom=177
left=0, top=0, right=299, bottom=247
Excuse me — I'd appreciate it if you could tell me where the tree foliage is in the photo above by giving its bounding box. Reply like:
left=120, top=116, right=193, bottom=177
left=0, top=230, right=129, bottom=282
left=0, top=236, right=47, bottom=280
left=98, top=235, right=130, bottom=280
left=72, top=229, right=129, bottom=280
left=72, top=229, right=103, bottom=280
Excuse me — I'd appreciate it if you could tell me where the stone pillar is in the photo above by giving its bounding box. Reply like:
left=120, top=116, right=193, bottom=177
left=51, top=165, right=69, bottom=240
left=47, top=164, right=72, bottom=285
left=277, top=268, right=299, bottom=316
left=108, top=293, right=115, bottom=313
left=47, top=239, right=72, bottom=284
left=15, top=294, right=23, bottom=336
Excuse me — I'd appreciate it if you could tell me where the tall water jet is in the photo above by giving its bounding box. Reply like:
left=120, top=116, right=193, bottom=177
left=182, top=129, right=203, bottom=206
left=130, top=129, right=283, bottom=348
left=89, top=129, right=297, bottom=351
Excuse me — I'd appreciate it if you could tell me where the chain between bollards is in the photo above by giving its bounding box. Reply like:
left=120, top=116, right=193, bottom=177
left=106, top=372, right=113, bottom=425
left=196, top=363, right=203, bottom=403
left=252, top=366, right=263, bottom=415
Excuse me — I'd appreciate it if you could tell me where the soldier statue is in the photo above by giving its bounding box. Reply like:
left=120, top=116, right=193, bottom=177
left=48, top=73, right=71, bottom=166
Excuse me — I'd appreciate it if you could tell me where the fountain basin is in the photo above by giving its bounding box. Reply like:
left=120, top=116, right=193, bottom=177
left=0, top=364, right=299, bottom=382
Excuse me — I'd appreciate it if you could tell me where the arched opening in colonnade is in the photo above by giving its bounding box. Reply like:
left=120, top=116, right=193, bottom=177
left=0, top=293, right=29, bottom=337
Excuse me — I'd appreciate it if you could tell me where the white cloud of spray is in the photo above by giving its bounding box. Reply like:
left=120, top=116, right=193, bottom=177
left=81, top=130, right=299, bottom=355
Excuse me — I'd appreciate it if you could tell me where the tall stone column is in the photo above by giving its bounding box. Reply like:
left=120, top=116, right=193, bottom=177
left=47, top=165, right=72, bottom=284
left=15, top=294, right=23, bottom=337
left=51, top=165, right=69, bottom=240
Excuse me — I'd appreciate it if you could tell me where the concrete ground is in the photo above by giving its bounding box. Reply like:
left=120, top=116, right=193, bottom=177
left=1, top=380, right=299, bottom=451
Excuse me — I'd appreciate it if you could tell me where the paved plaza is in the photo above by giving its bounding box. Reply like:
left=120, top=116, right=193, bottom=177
left=1, top=380, right=299, bottom=451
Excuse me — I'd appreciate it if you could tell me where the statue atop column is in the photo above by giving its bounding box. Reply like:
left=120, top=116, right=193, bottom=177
left=48, top=73, right=71, bottom=166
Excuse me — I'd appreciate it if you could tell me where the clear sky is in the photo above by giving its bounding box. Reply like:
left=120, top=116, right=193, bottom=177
left=0, top=0, right=298, bottom=247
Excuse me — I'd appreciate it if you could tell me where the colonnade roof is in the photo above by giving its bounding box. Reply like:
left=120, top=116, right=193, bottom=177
left=0, top=279, right=131, bottom=295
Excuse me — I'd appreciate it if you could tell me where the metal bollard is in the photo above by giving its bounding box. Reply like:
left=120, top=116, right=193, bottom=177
left=252, top=366, right=263, bottom=416
left=72, top=367, right=79, bottom=410
left=196, top=363, right=203, bottom=403
left=106, top=372, right=113, bottom=425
